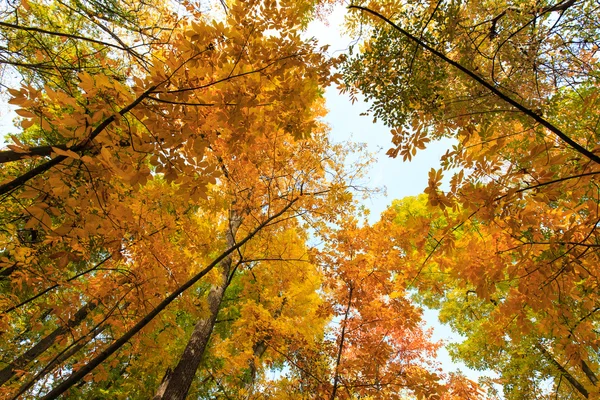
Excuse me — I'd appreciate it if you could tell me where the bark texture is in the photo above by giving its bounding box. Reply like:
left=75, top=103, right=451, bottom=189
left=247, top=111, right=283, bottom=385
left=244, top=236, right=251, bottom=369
left=154, top=212, right=242, bottom=400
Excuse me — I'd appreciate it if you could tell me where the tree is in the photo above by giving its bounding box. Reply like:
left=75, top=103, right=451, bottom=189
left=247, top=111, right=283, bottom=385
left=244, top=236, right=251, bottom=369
left=340, top=0, right=600, bottom=397
left=1, top=2, right=454, bottom=399
left=378, top=195, right=595, bottom=398
left=0, top=0, right=343, bottom=398
left=0, top=0, right=537, bottom=398
left=311, top=215, right=456, bottom=399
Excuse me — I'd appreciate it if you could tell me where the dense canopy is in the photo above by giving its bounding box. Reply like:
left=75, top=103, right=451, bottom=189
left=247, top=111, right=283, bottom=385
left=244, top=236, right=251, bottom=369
left=0, top=0, right=599, bottom=399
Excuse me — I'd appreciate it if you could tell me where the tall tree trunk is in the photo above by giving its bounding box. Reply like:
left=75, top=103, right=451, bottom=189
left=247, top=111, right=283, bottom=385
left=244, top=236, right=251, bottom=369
left=153, top=212, right=242, bottom=400
left=535, top=342, right=589, bottom=399
left=581, top=359, right=598, bottom=386
left=0, top=301, right=97, bottom=386
left=14, top=325, right=107, bottom=398
left=246, top=297, right=286, bottom=390
left=330, top=285, right=353, bottom=400
left=248, top=340, right=268, bottom=386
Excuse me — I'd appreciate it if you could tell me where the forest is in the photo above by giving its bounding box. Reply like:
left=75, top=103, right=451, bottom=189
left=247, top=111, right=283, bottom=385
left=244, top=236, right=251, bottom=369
left=0, top=0, right=599, bottom=399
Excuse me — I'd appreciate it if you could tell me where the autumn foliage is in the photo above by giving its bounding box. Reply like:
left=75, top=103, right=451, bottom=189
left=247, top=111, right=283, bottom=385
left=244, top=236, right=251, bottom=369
left=343, top=0, right=600, bottom=398
left=1, top=0, right=598, bottom=399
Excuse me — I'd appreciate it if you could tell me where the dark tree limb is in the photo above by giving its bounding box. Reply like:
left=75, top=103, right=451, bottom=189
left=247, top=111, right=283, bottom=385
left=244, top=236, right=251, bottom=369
left=0, top=144, right=90, bottom=164
left=330, top=283, right=353, bottom=400
left=535, top=342, right=589, bottom=398
left=0, top=83, right=160, bottom=196
left=581, top=359, right=598, bottom=387
left=0, top=21, right=131, bottom=51
left=14, top=325, right=107, bottom=398
left=2, top=256, right=112, bottom=314
left=348, top=5, right=600, bottom=165
left=0, top=301, right=98, bottom=386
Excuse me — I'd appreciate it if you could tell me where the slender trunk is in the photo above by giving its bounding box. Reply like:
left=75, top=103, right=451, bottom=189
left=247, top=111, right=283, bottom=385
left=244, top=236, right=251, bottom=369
left=581, top=359, right=598, bottom=386
left=153, top=283, right=227, bottom=400
left=15, top=325, right=107, bottom=398
left=0, top=301, right=97, bottom=386
left=248, top=340, right=268, bottom=386
left=154, top=212, right=242, bottom=400
left=535, top=343, right=589, bottom=398
left=330, top=285, right=353, bottom=400
left=247, top=297, right=286, bottom=388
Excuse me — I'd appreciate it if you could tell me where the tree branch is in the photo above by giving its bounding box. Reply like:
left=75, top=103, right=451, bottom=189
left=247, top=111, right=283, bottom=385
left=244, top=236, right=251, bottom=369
left=0, top=83, right=159, bottom=196
left=348, top=5, right=600, bottom=165
left=0, top=21, right=131, bottom=51
left=535, top=342, right=589, bottom=398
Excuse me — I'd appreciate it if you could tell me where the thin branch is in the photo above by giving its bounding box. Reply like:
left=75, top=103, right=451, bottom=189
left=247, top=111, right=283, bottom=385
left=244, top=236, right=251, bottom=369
left=330, top=284, right=353, bottom=400
left=166, top=54, right=301, bottom=94
left=0, top=21, right=130, bottom=51
left=495, top=170, right=600, bottom=200
left=2, top=226, right=166, bottom=314
left=2, top=256, right=111, bottom=314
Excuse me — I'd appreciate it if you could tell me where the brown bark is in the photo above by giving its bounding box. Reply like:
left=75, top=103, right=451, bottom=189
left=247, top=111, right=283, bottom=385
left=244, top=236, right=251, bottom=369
left=153, top=212, right=242, bottom=400
left=535, top=343, right=589, bottom=398
left=581, top=359, right=598, bottom=386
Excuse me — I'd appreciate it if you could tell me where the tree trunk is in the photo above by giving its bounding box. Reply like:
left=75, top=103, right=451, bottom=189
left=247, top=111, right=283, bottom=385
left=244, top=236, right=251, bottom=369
left=535, top=342, right=589, bottom=398
left=153, top=212, right=242, bottom=400
left=581, top=359, right=598, bottom=387
left=0, top=301, right=96, bottom=386
left=246, top=297, right=286, bottom=389
left=330, top=285, right=353, bottom=400
left=14, top=325, right=107, bottom=398
left=248, top=340, right=268, bottom=385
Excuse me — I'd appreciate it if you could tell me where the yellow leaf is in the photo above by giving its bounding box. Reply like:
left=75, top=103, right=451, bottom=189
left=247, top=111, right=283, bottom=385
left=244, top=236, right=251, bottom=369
left=100, top=147, right=111, bottom=160
left=51, top=147, right=80, bottom=159
left=15, top=109, right=35, bottom=118
left=78, top=72, right=96, bottom=94
left=21, top=119, right=34, bottom=129
left=7, top=145, right=29, bottom=153
left=19, top=188, right=38, bottom=199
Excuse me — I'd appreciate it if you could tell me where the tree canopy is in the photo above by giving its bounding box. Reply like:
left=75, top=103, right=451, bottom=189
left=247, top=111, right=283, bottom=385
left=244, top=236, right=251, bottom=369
left=342, top=0, right=600, bottom=398
left=1, top=0, right=599, bottom=399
